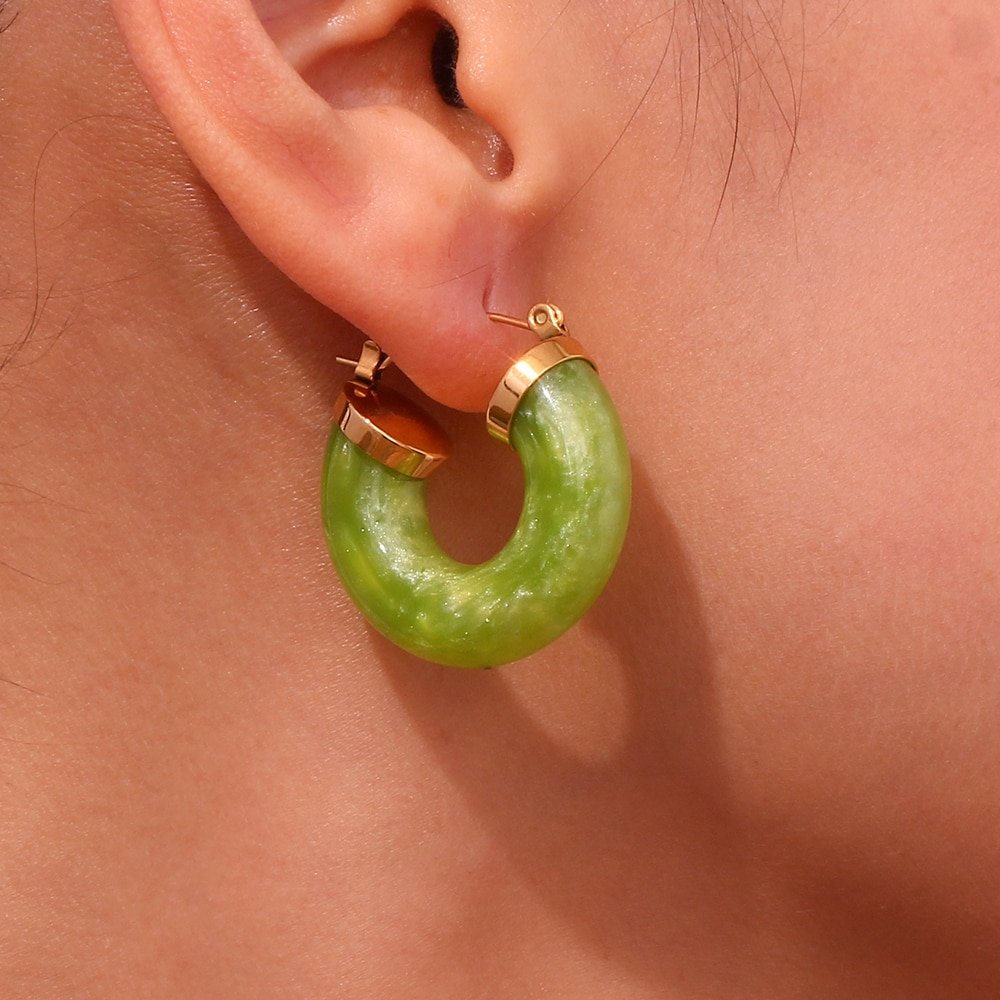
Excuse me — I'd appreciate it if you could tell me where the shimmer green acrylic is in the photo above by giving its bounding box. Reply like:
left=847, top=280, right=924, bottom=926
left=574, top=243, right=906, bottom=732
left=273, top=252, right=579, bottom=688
left=322, top=360, right=631, bottom=668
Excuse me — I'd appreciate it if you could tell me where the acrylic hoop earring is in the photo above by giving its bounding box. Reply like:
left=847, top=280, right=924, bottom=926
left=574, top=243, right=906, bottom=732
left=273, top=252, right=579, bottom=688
left=321, top=304, right=631, bottom=669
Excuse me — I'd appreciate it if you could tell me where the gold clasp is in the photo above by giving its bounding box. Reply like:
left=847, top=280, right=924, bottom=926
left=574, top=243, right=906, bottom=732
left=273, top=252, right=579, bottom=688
left=336, top=340, right=392, bottom=387
left=484, top=302, right=595, bottom=444
left=487, top=303, right=567, bottom=341
left=333, top=340, right=448, bottom=479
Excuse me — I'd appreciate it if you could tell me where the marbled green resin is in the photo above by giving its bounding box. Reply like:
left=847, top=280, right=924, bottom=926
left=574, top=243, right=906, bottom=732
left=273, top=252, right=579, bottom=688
left=322, top=360, right=631, bottom=668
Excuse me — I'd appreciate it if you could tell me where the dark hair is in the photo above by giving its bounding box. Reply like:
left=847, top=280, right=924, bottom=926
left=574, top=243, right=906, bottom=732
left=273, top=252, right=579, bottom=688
left=0, top=2, right=18, bottom=34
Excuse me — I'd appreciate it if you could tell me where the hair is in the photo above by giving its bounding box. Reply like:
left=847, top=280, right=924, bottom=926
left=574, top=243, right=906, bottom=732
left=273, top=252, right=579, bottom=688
left=1, top=2, right=21, bottom=375
left=0, top=1, right=17, bottom=34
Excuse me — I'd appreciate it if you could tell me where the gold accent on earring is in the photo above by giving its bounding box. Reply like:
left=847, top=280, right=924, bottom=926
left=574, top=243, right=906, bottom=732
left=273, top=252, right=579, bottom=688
left=336, top=340, right=392, bottom=386
left=485, top=304, right=595, bottom=444
left=333, top=340, right=450, bottom=479
left=487, top=303, right=566, bottom=340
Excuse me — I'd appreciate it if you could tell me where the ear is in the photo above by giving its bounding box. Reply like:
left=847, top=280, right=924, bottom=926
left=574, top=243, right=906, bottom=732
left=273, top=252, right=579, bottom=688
left=109, top=0, right=575, bottom=410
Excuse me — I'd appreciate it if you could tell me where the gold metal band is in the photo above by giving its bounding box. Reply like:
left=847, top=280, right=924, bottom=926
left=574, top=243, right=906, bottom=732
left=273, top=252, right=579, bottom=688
left=334, top=305, right=593, bottom=468
left=486, top=336, right=595, bottom=444
left=334, top=382, right=450, bottom=479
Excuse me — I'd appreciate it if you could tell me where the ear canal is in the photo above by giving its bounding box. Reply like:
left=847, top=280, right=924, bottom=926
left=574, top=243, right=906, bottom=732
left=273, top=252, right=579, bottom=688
left=255, top=6, right=513, bottom=180
left=431, top=22, right=465, bottom=109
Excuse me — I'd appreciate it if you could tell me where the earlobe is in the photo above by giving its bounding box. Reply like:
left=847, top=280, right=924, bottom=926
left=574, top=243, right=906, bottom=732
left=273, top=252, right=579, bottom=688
left=110, top=0, right=565, bottom=409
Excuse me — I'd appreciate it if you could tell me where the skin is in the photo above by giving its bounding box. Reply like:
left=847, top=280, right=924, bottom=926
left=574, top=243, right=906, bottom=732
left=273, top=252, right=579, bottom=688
left=1, top=0, right=998, bottom=997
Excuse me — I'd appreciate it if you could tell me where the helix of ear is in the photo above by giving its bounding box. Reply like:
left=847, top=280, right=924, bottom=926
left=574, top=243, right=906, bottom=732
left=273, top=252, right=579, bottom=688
left=322, top=304, right=631, bottom=668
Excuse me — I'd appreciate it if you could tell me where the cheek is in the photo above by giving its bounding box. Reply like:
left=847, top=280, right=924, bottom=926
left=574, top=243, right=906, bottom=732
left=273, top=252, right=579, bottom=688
left=692, top=356, right=1000, bottom=968
left=622, top=225, right=1000, bottom=965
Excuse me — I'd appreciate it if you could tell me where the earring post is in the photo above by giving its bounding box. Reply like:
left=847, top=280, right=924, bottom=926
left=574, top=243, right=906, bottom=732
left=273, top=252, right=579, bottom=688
left=486, top=312, right=531, bottom=331
left=337, top=340, right=392, bottom=386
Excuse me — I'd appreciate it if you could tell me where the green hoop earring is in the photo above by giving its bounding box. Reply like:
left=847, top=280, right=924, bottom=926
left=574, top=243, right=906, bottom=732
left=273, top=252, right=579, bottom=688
left=321, top=304, right=631, bottom=669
